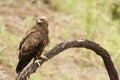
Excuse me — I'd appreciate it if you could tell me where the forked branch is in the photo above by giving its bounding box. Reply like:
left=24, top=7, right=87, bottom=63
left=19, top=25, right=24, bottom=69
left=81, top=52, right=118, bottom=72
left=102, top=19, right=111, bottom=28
left=16, top=39, right=119, bottom=80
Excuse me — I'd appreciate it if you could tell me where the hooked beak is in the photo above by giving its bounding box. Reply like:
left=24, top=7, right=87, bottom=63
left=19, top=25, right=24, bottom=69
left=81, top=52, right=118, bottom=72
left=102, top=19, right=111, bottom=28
left=37, top=19, right=43, bottom=24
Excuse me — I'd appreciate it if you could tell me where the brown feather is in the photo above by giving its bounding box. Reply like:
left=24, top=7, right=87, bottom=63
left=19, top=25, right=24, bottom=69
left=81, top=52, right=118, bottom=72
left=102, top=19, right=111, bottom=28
left=16, top=16, right=49, bottom=74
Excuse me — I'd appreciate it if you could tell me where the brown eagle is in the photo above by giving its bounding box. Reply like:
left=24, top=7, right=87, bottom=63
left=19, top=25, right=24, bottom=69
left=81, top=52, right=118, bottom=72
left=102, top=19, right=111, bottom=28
left=16, top=16, right=49, bottom=74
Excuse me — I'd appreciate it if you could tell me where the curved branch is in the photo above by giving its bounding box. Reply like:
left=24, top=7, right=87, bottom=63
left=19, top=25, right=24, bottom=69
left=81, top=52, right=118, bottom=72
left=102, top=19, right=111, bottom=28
left=16, top=39, right=119, bottom=80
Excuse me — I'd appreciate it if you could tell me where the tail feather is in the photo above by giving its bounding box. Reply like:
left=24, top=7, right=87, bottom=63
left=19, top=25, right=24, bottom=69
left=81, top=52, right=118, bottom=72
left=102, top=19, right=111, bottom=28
left=16, top=60, right=30, bottom=74
left=16, top=56, right=33, bottom=74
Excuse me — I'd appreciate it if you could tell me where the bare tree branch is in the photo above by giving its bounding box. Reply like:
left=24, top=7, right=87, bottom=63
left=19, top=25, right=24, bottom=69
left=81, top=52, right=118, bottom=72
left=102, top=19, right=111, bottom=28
left=16, top=39, right=119, bottom=80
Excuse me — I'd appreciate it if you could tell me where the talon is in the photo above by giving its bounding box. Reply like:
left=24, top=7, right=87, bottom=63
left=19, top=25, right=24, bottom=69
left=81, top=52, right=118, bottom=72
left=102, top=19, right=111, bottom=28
left=41, top=54, right=48, bottom=60
left=35, top=60, right=42, bottom=67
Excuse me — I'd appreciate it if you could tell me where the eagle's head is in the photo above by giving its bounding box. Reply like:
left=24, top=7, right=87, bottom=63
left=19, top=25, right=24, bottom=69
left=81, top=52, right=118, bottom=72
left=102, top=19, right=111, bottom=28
left=36, top=16, right=49, bottom=27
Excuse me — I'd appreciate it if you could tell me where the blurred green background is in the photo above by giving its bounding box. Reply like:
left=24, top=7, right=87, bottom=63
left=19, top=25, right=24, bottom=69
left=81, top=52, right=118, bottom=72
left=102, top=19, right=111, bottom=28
left=0, top=0, right=120, bottom=80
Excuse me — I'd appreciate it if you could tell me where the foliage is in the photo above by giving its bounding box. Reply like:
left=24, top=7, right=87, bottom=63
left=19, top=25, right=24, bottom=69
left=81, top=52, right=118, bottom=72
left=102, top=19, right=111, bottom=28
left=0, top=0, right=119, bottom=80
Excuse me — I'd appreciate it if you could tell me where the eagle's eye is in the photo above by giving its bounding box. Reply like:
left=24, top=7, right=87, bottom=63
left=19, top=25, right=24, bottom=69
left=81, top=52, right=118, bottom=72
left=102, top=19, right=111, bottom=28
left=40, top=18, right=44, bottom=21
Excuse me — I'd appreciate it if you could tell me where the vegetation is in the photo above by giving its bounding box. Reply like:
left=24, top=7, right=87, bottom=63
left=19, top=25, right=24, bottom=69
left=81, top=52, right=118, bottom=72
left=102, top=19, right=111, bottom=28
left=0, top=0, right=119, bottom=80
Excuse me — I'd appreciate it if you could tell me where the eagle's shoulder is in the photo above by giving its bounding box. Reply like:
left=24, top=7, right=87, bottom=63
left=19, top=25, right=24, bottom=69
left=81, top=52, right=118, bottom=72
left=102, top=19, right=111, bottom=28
left=18, top=29, right=41, bottom=50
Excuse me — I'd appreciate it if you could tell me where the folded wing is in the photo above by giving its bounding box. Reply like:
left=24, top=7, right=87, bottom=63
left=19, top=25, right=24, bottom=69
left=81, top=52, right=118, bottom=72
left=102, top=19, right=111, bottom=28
left=16, top=31, right=43, bottom=74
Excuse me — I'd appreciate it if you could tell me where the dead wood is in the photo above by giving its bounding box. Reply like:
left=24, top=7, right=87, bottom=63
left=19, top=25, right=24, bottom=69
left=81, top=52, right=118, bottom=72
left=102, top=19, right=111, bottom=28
left=16, top=39, right=119, bottom=80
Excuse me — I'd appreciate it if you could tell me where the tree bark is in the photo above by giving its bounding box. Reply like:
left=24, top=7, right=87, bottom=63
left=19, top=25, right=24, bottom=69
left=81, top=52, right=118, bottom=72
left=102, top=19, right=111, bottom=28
left=16, top=39, right=119, bottom=80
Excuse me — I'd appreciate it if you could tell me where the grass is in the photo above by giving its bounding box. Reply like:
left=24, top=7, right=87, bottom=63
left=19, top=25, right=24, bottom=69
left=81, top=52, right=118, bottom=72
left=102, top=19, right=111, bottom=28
left=0, top=0, right=119, bottom=80
left=51, top=0, right=120, bottom=78
left=29, top=73, right=42, bottom=80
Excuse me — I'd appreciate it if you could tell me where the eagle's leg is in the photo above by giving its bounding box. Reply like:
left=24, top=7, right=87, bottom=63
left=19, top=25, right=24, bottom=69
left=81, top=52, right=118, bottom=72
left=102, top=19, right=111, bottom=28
left=41, top=54, right=48, bottom=60
left=34, top=60, right=42, bottom=67
left=34, top=53, right=48, bottom=67
left=34, top=54, right=42, bottom=67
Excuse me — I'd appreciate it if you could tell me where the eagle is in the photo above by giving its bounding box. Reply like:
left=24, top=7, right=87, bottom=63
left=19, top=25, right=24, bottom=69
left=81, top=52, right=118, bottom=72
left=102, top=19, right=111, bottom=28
left=16, top=16, right=49, bottom=74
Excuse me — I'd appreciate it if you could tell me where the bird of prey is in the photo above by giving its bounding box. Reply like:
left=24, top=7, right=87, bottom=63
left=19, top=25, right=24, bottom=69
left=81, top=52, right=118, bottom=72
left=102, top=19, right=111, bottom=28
left=16, top=16, right=49, bottom=74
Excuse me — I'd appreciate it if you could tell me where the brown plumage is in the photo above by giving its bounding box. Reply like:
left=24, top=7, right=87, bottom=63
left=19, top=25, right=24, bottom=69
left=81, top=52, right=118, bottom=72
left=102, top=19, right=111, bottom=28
left=16, top=16, right=49, bottom=74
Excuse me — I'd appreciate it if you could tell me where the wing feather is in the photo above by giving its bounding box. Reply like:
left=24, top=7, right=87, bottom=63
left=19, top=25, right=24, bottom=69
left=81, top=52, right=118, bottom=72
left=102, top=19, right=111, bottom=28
left=19, top=31, right=43, bottom=60
left=16, top=31, right=43, bottom=73
left=19, top=30, right=38, bottom=50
